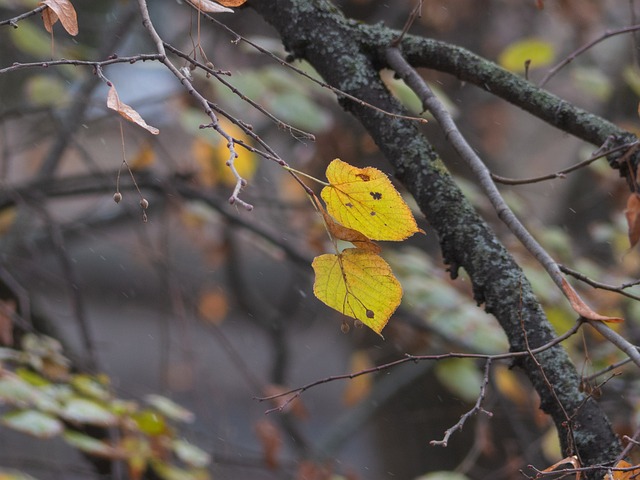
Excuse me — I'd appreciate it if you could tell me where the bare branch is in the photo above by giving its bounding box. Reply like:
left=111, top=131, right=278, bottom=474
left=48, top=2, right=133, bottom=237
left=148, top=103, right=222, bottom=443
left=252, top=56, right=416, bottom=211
left=540, top=23, right=640, bottom=87
left=385, top=45, right=640, bottom=368
left=430, top=359, right=493, bottom=447
left=0, top=5, right=47, bottom=28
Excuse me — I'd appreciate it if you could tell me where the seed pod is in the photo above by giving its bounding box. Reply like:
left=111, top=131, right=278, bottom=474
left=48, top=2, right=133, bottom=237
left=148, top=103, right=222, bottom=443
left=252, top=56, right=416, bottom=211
left=113, top=192, right=122, bottom=204
left=140, top=198, right=149, bottom=209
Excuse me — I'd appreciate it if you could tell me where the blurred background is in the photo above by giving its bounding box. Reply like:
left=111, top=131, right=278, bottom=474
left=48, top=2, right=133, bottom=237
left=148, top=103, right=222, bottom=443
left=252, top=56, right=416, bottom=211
left=2, top=1, right=640, bottom=479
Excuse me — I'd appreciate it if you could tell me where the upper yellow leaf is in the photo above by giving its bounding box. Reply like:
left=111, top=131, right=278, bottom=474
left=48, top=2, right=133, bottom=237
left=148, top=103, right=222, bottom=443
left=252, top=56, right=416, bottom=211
left=321, top=159, right=421, bottom=241
left=312, top=248, right=402, bottom=335
left=312, top=195, right=381, bottom=253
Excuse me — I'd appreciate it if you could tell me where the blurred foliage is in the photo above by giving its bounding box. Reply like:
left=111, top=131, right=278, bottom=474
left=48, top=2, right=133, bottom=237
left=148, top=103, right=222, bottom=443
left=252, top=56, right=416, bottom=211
left=0, top=334, right=210, bottom=480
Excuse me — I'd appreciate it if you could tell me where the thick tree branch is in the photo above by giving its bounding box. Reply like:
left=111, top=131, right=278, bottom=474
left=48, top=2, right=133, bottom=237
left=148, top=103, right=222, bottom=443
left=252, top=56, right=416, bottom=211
left=250, top=0, right=622, bottom=472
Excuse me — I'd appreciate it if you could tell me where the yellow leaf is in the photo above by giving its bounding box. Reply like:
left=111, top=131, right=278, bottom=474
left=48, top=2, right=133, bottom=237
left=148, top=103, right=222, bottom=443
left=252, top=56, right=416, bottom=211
left=493, top=363, right=528, bottom=407
left=312, top=195, right=381, bottom=253
left=321, top=159, right=421, bottom=241
left=342, top=350, right=373, bottom=406
left=498, top=38, right=555, bottom=73
left=312, top=248, right=402, bottom=335
left=106, top=84, right=159, bottom=135
left=39, top=0, right=78, bottom=36
left=129, top=142, right=155, bottom=170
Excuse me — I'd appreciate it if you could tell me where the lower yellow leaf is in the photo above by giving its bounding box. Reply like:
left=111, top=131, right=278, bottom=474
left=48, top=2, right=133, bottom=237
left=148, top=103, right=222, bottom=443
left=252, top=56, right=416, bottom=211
left=312, top=248, right=402, bottom=335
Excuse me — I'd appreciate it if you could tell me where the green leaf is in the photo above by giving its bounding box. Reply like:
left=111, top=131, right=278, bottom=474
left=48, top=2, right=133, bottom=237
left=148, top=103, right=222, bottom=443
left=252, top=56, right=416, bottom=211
left=133, top=409, right=166, bottom=436
left=172, top=439, right=211, bottom=468
left=70, top=374, right=111, bottom=402
left=415, top=472, right=471, bottom=480
left=24, top=75, right=69, bottom=107
left=63, top=430, right=124, bottom=458
left=16, top=368, right=50, bottom=387
left=498, top=38, right=555, bottom=73
left=151, top=461, right=210, bottom=480
left=9, top=22, right=52, bottom=58
left=60, top=397, right=117, bottom=426
left=2, top=409, right=63, bottom=438
left=0, top=373, right=41, bottom=407
left=434, top=359, right=483, bottom=403
left=0, top=468, right=40, bottom=480
left=145, top=395, right=194, bottom=423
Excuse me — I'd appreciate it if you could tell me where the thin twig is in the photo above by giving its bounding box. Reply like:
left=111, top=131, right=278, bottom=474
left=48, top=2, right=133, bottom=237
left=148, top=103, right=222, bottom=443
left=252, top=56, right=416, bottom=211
left=258, top=319, right=583, bottom=412
left=136, top=0, right=253, bottom=210
left=194, top=9, right=429, bottom=125
left=0, top=5, right=46, bottom=28
left=385, top=45, right=640, bottom=369
left=0, top=55, right=165, bottom=75
left=560, top=264, right=640, bottom=302
left=430, top=359, right=493, bottom=447
left=540, top=23, right=640, bottom=87
left=491, top=140, right=639, bottom=185
left=391, top=0, right=423, bottom=46
left=163, top=42, right=316, bottom=142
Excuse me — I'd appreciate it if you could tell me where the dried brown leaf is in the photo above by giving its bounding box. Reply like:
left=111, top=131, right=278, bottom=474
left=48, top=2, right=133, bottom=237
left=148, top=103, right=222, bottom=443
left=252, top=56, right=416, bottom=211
left=40, top=0, right=78, bottom=36
left=106, top=85, right=159, bottom=135
left=187, top=0, right=234, bottom=13
left=606, top=460, right=640, bottom=480
left=561, top=278, right=623, bottom=323
left=254, top=419, right=282, bottom=470
left=216, top=0, right=247, bottom=5
left=0, top=299, right=16, bottom=346
left=625, top=193, right=640, bottom=248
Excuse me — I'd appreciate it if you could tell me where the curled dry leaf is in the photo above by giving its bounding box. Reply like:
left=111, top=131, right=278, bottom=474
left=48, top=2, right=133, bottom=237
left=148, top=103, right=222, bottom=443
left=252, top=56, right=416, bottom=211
left=625, top=193, right=640, bottom=248
left=106, top=85, right=159, bottom=135
left=186, top=0, right=234, bottom=13
left=40, top=0, right=78, bottom=36
left=561, top=278, right=623, bottom=323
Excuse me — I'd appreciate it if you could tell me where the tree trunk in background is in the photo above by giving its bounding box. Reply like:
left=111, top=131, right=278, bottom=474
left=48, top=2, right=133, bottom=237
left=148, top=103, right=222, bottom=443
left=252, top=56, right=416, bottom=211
left=251, top=0, right=622, bottom=472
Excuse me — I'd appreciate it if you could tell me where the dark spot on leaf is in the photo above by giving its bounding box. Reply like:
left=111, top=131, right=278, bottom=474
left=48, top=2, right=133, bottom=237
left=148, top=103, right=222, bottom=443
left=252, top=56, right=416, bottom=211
left=370, top=191, right=382, bottom=200
left=370, top=211, right=376, bottom=216
left=366, top=309, right=374, bottom=318
left=345, top=202, right=353, bottom=208
left=356, top=173, right=370, bottom=181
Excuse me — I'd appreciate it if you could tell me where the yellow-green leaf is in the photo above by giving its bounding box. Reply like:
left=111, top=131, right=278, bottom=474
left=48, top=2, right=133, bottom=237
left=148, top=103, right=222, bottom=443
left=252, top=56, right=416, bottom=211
left=321, top=159, right=421, bottom=241
left=498, top=38, right=555, bottom=73
left=312, top=248, right=402, bottom=335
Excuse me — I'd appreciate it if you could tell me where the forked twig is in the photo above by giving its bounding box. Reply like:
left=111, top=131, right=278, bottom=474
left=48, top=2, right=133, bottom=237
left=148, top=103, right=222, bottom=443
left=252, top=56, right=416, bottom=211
left=430, top=359, right=493, bottom=447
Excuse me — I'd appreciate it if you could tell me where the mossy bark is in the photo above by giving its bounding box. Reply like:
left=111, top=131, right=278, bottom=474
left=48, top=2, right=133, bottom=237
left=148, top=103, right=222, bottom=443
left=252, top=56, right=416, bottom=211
left=251, top=0, right=623, bottom=473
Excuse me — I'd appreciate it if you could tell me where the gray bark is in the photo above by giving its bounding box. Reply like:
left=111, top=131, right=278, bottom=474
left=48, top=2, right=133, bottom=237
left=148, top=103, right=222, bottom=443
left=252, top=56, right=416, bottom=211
left=251, top=0, right=625, bottom=472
